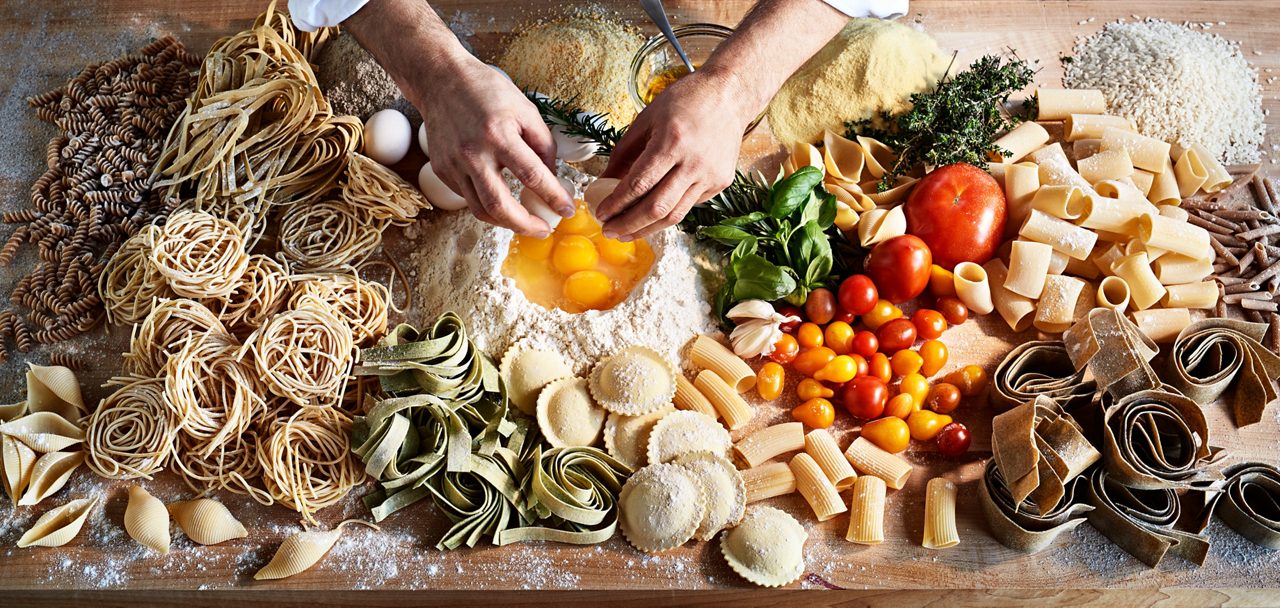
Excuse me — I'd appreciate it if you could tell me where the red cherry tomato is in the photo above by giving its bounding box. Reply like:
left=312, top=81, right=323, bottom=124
left=912, top=309, right=948, bottom=340
left=851, top=330, right=879, bottom=359
left=904, top=163, right=1007, bottom=270
left=840, top=376, right=888, bottom=420
left=804, top=288, right=837, bottom=325
left=936, top=296, right=969, bottom=326
left=837, top=274, right=878, bottom=316
left=775, top=303, right=803, bottom=333
left=875, top=318, right=917, bottom=354
left=864, top=235, right=932, bottom=303
left=935, top=422, right=972, bottom=458
left=833, top=308, right=856, bottom=324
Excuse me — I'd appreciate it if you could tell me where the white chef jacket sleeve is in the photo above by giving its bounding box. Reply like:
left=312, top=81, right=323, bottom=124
left=820, top=0, right=909, bottom=19
left=288, top=0, right=371, bottom=32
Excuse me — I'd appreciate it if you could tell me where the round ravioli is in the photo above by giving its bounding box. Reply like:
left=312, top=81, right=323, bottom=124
left=721, top=506, right=807, bottom=588
left=618, top=463, right=706, bottom=553
left=536, top=377, right=606, bottom=448
left=501, top=344, right=574, bottom=415
left=603, top=406, right=673, bottom=470
left=675, top=451, right=746, bottom=541
left=646, top=410, right=731, bottom=465
left=589, top=345, right=677, bottom=415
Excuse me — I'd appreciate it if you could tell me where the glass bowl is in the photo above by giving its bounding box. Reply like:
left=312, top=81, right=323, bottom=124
left=628, top=24, right=764, bottom=135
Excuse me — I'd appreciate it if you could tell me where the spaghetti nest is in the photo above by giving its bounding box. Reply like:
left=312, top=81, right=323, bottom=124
left=277, top=198, right=386, bottom=272
left=124, top=298, right=227, bottom=377
left=85, top=376, right=177, bottom=480
left=208, top=254, right=293, bottom=337
left=244, top=293, right=355, bottom=407
left=291, top=273, right=388, bottom=347
left=258, top=406, right=363, bottom=523
left=165, top=331, right=262, bottom=457
left=147, top=210, right=249, bottom=299
left=100, top=225, right=174, bottom=326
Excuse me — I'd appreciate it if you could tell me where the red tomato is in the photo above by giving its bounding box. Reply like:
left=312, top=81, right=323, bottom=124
left=837, top=274, right=878, bottom=316
left=935, top=422, right=972, bottom=458
left=904, top=163, right=1007, bottom=270
left=851, top=331, right=879, bottom=358
left=864, top=235, right=932, bottom=303
left=833, top=308, right=856, bottom=324
left=840, top=376, right=888, bottom=420
left=936, top=296, right=969, bottom=326
left=876, top=318, right=917, bottom=354
left=804, top=288, right=836, bottom=325
left=912, top=309, right=947, bottom=340
left=775, top=303, right=803, bottom=333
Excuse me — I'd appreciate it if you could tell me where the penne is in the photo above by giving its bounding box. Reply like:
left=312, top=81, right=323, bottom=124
left=1152, top=254, right=1213, bottom=285
left=674, top=374, right=718, bottom=419
left=1136, top=214, right=1211, bottom=260
left=1005, top=240, right=1053, bottom=298
left=843, top=436, right=912, bottom=490
left=689, top=335, right=755, bottom=393
left=1162, top=281, right=1219, bottom=309
left=804, top=429, right=857, bottom=491
left=1064, top=113, right=1133, bottom=141
left=1036, top=88, right=1106, bottom=120
left=790, top=452, right=847, bottom=522
left=1100, top=127, right=1171, bottom=173
left=694, top=370, right=754, bottom=430
left=1130, top=308, right=1193, bottom=344
left=1078, top=148, right=1135, bottom=185
left=1096, top=276, right=1131, bottom=313
left=1019, top=209, right=1098, bottom=260
left=991, top=121, right=1051, bottom=163
left=1028, top=185, right=1088, bottom=221
left=922, top=477, right=960, bottom=550
left=985, top=259, right=1036, bottom=332
left=733, top=422, right=805, bottom=469
left=742, top=461, right=796, bottom=503
left=846, top=475, right=887, bottom=545
left=1112, top=252, right=1167, bottom=310
left=1033, top=275, right=1087, bottom=334
left=953, top=262, right=994, bottom=315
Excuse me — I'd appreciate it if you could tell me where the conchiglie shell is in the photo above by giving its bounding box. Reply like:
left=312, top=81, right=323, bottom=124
left=254, top=520, right=377, bottom=580
left=125, top=485, right=170, bottom=554
left=823, top=129, right=867, bottom=183
left=783, top=141, right=823, bottom=176
left=857, top=136, right=897, bottom=178
left=17, top=496, right=98, bottom=548
left=0, top=411, right=85, bottom=453
left=0, top=401, right=27, bottom=423
left=169, top=498, right=247, bottom=545
left=18, top=450, right=84, bottom=506
left=26, top=364, right=86, bottom=423
left=2, top=435, right=37, bottom=505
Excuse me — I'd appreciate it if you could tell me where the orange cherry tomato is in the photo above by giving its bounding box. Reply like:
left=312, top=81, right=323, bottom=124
left=946, top=364, right=989, bottom=397
left=890, top=350, right=924, bottom=377
left=861, top=417, right=910, bottom=453
left=792, top=397, right=836, bottom=429
left=925, top=382, right=962, bottom=414
left=884, top=392, right=914, bottom=419
left=793, top=346, right=836, bottom=377
left=851, top=330, right=878, bottom=358
left=824, top=321, right=855, bottom=355
left=796, top=322, right=824, bottom=349
left=919, top=339, right=948, bottom=376
left=796, top=378, right=834, bottom=401
left=929, top=265, right=957, bottom=298
left=814, top=355, right=858, bottom=383
left=756, top=362, right=785, bottom=401
left=869, top=352, right=892, bottom=383
left=936, top=296, right=969, bottom=325
left=899, top=373, right=929, bottom=410
left=862, top=300, right=902, bottom=330
left=907, top=409, right=953, bottom=441
left=912, top=309, right=948, bottom=340
left=768, top=333, right=799, bottom=364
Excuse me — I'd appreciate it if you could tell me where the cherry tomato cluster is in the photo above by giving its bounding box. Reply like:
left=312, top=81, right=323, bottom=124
left=753, top=267, right=986, bottom=458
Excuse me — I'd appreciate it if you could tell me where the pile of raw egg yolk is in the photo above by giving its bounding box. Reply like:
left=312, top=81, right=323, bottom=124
left=503, top=200, right=655, bottom=313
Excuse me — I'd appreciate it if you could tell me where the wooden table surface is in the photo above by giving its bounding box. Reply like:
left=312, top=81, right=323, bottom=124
left=0, top=1, right=1278, bottom=603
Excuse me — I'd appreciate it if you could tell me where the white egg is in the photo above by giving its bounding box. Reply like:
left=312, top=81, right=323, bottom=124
left=417, top=122, right=429, bottom=156
left=584, top=177, right=621, bottom=215
left=363, top=109, right=412, bottom=166
left=418, top=162, right=467, bottom=211
left=519, top=176, right=576, bottom=231
left=553, top=125, right=598, bottom=163
left=489, top=64, right=513, bottom=82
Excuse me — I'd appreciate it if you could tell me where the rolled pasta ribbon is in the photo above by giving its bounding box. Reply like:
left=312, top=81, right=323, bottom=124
left=1195, top=462, right=1280, bottom=549
left=1064, top=309, right=1160, bottom=398
left=496, top=446, right=631, bottom=546
left=1165, top=318, right=1280, bottom=427
left=953, top=262, right=994, bottom=315
left=1101, top=389, right=1220, bottom=490
left=991, top=341, right=1096, bottom=411
left=978, top=460, right=1093, bottom=553
left=432, top=449, right=529, bottom=550
left=1085, top=467, right=1209, bottom=568
left=990, top=396, right=1100, bottom=513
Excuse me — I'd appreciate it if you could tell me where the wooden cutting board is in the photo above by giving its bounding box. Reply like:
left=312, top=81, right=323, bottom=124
left=0, top=1, right=1276, bottom=603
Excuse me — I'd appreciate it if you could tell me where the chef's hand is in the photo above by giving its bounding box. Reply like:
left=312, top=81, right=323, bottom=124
left=595, top=67, right=755, bottom=242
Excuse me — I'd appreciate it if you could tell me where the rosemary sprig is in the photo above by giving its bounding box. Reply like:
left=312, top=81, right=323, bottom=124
left=525, top=92, right=625, bottom=157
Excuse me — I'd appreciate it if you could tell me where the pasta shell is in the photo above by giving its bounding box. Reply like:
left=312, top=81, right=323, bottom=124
left=254, top=520, right=377, bottom=580
left=18, top=450, right=84, bottom=506
left=124, top=485, right=170, bottom=554
left=0, top=411, right=85, bottom=453
left=17, top=496, right=99, bottom=548
left=856, top=205, right=907, bottom=249
left=25, top=364, right=86, bottom=424
left=2, top=435, right=37, bottom=505
left=856, top=136, right=897, bottom=179
left=822, top=129, right=867, bottom=183
left=782, top=141, right=823, bottom=177
left=0, top=401, right=27, bottom=423
left=168, top=498, right=247, bottom=545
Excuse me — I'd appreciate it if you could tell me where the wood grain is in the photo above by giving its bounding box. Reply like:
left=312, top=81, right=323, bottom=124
left=0, top=0, right=1277, bottom=596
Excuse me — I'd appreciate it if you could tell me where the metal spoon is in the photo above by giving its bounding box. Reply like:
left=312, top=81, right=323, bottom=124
left=640, top=0, right=695, bottom=73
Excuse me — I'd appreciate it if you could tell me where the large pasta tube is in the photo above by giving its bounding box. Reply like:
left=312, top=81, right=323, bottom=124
left=732, top=422, right=804, bottom=468
left=922, top=477, right=959, bottom=549
left=804, top=429, right=857, bottom=491
left=689, top=335, right=755, bottom=393
left=741, top=461, right=796, bottom=503
left=846, top=475, right=886, bottom=545
left=694, top=370, right=754, bottom=430
left=790, top=452, right=847, bottom=521
left=843, top=436, right=912, bottom=490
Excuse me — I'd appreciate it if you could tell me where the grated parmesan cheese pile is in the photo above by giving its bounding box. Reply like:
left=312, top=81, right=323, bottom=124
left=1063, top=18, right=1265, bottom=164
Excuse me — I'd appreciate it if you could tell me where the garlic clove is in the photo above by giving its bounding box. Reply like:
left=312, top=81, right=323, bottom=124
left=726, top=300, right=776, bottom=323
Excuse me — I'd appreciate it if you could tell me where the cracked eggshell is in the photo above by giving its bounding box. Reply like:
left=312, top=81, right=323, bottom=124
left=584, top=178, right=621, bottom=215
left=520, top=177, right=576, bottom=230
left=363, top=109, right=412, bottom=166
left=418, top=161, right=468, bottom=211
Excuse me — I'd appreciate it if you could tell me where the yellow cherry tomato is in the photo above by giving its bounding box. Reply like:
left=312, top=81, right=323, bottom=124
left=869, top=352, right=892, bottom=384
left=907, top=409, right=952, bottom=441
left=919, top=339, right=948, bottom=376
left=552, top=235, right=599, bottom=274
left=796, top=378, right=834, bottom=401
left=929, top=265, right=957, bottom=298
left=946, top=364, right=989, bottom=397
left=862, top=300, right=903, bottom=330
left=824, top=321, right=855, bottom=355
left=814, top=355, right=857, bottom=383
left=793, top=346, right=836, bottom=377
left=890, top=350, right=924, bottom=377
left=899, top=373, right=929, bottom=410
left=884, top=392, right=914, bottom=419
left=756, top=362, right=785, bottom=401
left=792, top=397, right=836, bottom=429
left=861, top=417, right=910, bottom=453
left=796, top=322, right=824, bottom=349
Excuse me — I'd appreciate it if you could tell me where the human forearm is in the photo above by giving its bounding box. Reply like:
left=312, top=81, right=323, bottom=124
left=343, top=0, right=474, bottom=101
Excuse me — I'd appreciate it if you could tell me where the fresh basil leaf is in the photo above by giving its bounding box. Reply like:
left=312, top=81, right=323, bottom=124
left=700, top=225, right=752, bottom=247
left=798, top=192, right=822, bottom=227
left=730, top=235, right=757, bottom=264
left=816, top=190, right=838, bottom=229
left=720, top=211, right=769, bottom=227
left=768, top=166, right=823, bottom=219
left=799, top=221, right=833, bottom=286
left=731, top=254, right=796, bottom=302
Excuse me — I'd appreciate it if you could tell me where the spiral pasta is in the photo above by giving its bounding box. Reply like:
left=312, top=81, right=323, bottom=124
left=85, top=376, right=176, bottom=480
left=258, top=407, right=363, bottom=523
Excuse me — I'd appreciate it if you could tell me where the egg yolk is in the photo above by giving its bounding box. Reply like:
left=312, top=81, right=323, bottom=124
left=503, top=200, right=654, bottom=313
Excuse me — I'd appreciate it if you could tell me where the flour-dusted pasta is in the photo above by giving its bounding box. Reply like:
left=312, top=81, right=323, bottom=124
left=2, top=436, right=37, bottom=505
left=1091, top=243, right=1127, bottom=276
left=804, top=429, right=857, bottom=491
left=499, top=344, right=573, bottom=416
left=673, top=374, right=717, bottom=419
left=1036, top=88, right=1106, bottom=120
left=1100, top=127, right=1172, bottom=174
left=846, top=475, right=887, bottom=545
left=694, top=370, right=754, bottom=430
left=255, top=520, right=378, bottom=580
left=1065, top=253, right=1102, bottom=280
left=86, top=376, right=175, bottom=481
left=1129, top=170, right=1156, bottom=196
left=1034, top=275, right=1088, bottom=334
left=1030, top=143, right=1096, bottom=195
left=536, top=377, right=607, bottom=448
left=688, top=335, right=755, bottom=394
left=1083, top=180, right=1158, bottom=235
left=1028, top=185, right=1088, bottom=221
left=1152, top=254, right=1214, bottom=285
left=1131, top=308, right=1193, bottom=344
left=619, top=462, right=705, bottom=553
left=856, top=205, right=907, bottom=248
left=733, top=422, right=804, bottom=468
left=922, top=477, right=960, bottom=549
left=1073, top=138, right=1103, bottom=160
left=602, top=406, right=673, bottom=470
left=985, top=259, right=1036, bottom=332
left=168, top=497, right=248, bottom=545
left=1096, top=276, right=1132, bottom=313
left=1019, top=210, right=1098, bottom=260
left=124, top=485, right=170, bottom=554
left=1005, top=241, right=1054, bottom=298
left=647, top=410, right=732, bottom=464
left=790, top=452, right=847, bottom=521
left=742, top=461, right=796, bottom=503
left=1047, top=250, right=1071, bottom=275
left=953, top=262, right=995, bottom=315
left=148, top=210, right=250, bottom=299
left=24, top=365, right=86, bottom=423
left=1172, top=144, right=1210, bottom=198
left=1004, top=162, right=1041, bottom=230
left=1148, top=157, right=1181, bottom=205
left=992, top=120, right=1051, bottom=163
left=675, top=452, right=746, bottom=541
left=1064, top=113, right=1133, bottom=141
left=844, top=436, right=913, bottom=489
left=589, top=345, right=678, bottom=416
left=1137, top=214, right=1212, bottom=260
left=1078, top=149, right=1135, bottom=185
left=1194, top=143, right=1233, bottom=193
left=1158, top=205, right=1190, bottom=222
left=20, top=450, right=84, bottom=506
left=1112, top=252, right=1167, bottom=310
left=0, top=411, right=84, bottom=454
left=720, top=506, right=807, bottom=588
left=1163, top=282, right=1219, bottom=309
left=16, top=496, right=99, bottom=548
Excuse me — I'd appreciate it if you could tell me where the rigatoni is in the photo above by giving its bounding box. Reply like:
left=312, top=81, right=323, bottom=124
left=1131, top=308, right=1193, bottom=343
left=733, top=422, right=804, bottom=468
left=1019, top=210, right=1097, bottom=260
left=843, top=436, right=912, bottom=490
left=1100, top=127, right=1171, bottom=173
left=694, top=370, right=754, bottom=430
left=1163, top=281, right=1219, bottom=309
left=985, top=259, right=1036, bottom=332
left=1096, top=276, right=1131, bottom=313
left=673, top=374, right=718, bottom=419
left=789, top=452, right=847, bottom=521
left=804, top=429, right=857, bottom=491
left=742, top=461, right=796, bottom=503
left=922, top=477, right=960, bottom=549
left=1112, top=252, right=1167, bottom=310
left=1005, top=241, right=1054, bottom=298
left=689, top=335, right=755, bottom=393
left=1064, top=113, right=1132, bottom=141
left=991, top=121, right=1050, bottom=163
left=846, top=475, right=887, bottom=545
